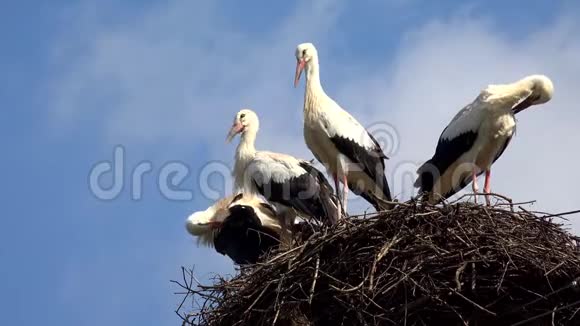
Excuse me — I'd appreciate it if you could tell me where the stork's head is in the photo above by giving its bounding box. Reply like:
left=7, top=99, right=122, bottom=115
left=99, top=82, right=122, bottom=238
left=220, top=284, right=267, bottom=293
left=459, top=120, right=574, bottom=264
left=226, top=109, right=260, bottom=143
left=526, top=75, right=554, bottom=104
left=294, top=42, right=318, bottom=87
left=512, top=75, right=554, bottom=113
left=185, top=197, right=232, bottom=246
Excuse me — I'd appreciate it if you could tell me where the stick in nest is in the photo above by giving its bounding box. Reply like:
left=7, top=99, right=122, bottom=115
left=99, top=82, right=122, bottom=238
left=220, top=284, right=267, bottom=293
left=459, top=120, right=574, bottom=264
left=174, top=195, right=580, bottom=326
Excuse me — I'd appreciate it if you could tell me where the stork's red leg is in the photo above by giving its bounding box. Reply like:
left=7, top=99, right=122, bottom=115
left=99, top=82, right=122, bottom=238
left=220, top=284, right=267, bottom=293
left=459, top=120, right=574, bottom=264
left=342, top=174, right=349, bottom=213
left=333, top=173, right=342, bottom=220
left=484, top=169, right=491, bottom=206
left=471, top=166, right=479, bottom=204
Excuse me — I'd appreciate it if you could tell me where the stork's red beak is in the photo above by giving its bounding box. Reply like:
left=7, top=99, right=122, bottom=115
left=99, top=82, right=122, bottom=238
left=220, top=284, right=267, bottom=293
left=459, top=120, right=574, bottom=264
left=205, top=221, right=223, bottom=229
left=294, top=59, right=306, bottom=87
left=226, top=122, right=244, bottom=143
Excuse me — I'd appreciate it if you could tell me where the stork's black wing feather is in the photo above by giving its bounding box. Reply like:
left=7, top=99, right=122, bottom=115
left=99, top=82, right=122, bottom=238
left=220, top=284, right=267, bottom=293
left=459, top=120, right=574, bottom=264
left=329, top=135, right=392, bottom=208
left=253, top=162, right=339, bottom=224
left=213, top=205, right=279, bottom=265
left=415, top=130, right=478, bottom=199
left=298, top=161, right=342, bottom=224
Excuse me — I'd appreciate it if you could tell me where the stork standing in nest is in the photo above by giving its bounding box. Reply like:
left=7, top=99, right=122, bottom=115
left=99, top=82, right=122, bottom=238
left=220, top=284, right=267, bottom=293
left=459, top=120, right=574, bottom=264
left=415, top=75, right=554, bottom=205
left=294, top=42, right=394, bottom=219
left=227, top=109, right=342, bottom=246
left=185, top=193, right=282, bottom=264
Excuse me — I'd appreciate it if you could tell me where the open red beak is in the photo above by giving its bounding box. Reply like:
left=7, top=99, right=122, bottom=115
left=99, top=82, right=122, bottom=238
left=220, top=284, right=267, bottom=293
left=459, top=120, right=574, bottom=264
left=226, top=122, right=244, bottom=143
left=294, top=59, right=306, bottom=87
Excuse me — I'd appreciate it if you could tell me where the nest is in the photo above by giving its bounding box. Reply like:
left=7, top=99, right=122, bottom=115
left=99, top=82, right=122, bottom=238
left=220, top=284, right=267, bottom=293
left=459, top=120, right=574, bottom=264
left=175, top=197, right=580, bottom=326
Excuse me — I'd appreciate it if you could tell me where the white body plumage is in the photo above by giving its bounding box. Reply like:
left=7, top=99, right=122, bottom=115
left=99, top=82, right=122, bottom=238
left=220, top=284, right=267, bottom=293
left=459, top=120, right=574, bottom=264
left=416, top=74, right=554, bottom=204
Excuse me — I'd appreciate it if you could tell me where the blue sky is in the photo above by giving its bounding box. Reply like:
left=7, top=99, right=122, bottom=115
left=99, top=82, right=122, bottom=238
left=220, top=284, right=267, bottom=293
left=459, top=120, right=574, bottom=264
left=2, top=1, right=580, bottom=325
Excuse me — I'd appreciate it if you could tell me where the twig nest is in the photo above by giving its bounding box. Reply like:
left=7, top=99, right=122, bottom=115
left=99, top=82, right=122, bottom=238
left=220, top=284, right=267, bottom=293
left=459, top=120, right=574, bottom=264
left=177, top=198, right=580, bottom=326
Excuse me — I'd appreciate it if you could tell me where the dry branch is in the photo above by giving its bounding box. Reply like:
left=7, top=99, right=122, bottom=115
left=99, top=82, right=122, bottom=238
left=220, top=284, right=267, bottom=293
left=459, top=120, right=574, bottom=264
left=174, top=197, right=580, bottom=326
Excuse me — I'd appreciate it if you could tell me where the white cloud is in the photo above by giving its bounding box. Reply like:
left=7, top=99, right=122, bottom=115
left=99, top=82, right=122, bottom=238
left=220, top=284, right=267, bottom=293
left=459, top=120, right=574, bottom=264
left=50, top=0, right=344, bottom=146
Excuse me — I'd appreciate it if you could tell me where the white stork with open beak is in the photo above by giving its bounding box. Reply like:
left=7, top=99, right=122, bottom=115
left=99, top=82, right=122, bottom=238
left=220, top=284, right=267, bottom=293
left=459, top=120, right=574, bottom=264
left=294, top=42, right=394, bottom=216
left=415, top=74, right=554, bottom=205
left=185, top=193, right=282, bottom=264
left=226, top=109, right=343, bottom=245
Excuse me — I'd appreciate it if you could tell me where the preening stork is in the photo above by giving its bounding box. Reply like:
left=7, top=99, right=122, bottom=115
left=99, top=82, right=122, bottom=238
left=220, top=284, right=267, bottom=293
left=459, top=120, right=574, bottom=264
left=185, top=193, right=282, bottom=264
left=415, top=74, right=554, bottom=205
left=294, top=42, right=393, bottom=217
left=226, top=109, right=342, bottom=245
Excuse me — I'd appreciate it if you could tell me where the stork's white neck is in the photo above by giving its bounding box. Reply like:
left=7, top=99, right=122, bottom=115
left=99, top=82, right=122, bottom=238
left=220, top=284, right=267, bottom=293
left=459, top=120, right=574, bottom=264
left=303, top=57, right=327, bottom=115
left=234, top=128, right=257, bottom=190
left=485, top=81, right=536, bottom=113
left=236, top=129, right=256, bottom=162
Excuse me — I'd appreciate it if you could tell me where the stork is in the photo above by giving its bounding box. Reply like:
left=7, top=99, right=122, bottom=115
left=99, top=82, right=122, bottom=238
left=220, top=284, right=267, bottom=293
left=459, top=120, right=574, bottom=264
left=415, top=74, right=554, bottom=205
left=226, top=109, right=342, bottom=245
left=185, top=193, right=282, bottom=264
left=294, top=42, right=393, bottom=217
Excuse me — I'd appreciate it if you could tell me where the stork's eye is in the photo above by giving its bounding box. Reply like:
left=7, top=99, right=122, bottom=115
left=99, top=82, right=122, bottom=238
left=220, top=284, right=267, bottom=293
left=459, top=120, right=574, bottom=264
left=231, top=193, right=244, bottom=203
left=302, top=49, right=307, bottom=56
left=240, top=113, right=246, bottom=119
